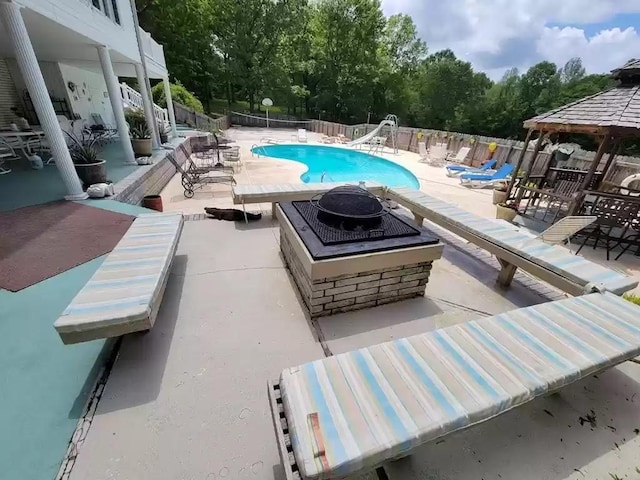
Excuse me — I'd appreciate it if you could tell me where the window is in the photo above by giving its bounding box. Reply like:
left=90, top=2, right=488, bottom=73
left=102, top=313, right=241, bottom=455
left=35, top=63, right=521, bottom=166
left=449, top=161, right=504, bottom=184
left=110, top=0, right=120, bottom=24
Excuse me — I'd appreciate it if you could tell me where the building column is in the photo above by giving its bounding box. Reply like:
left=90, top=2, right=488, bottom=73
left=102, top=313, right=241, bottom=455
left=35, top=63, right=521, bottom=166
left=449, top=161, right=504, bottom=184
left=163, top=75, right=178, bottom=138
left=0, top=1, right=87, bottom=200
left=134, top=63, right=160, bottom=148
left=97, top=46, right=136, bottom=164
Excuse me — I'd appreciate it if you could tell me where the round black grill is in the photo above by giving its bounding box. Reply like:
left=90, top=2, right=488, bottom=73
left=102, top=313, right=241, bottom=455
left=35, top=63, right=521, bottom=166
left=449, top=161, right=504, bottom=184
left=310, top=185, right=389, bottom=231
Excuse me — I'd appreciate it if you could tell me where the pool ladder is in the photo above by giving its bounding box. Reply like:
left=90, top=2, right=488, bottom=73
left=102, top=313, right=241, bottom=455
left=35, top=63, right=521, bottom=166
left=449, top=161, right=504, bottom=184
left=321, top=172, right=335, bottom=183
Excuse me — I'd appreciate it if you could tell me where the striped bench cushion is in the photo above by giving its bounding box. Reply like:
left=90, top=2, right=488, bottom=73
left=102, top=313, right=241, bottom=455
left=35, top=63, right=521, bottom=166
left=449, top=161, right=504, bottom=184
left=54, top=213, right=183, bottom=344
left=233, top=182, right=383, bottom=203
left=388, top=187, right=636, bottom=295
left=279, top=292, right=640, bottom=479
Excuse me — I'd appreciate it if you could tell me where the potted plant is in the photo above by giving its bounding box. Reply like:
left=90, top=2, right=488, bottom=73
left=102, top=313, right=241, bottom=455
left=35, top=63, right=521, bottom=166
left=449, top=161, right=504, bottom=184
left=157, top=121, right=169, bottom=144
left=125, top=108, right=152, bottom=156
left=492, top=184, right=508, bottom=205
left=496, top=202, right=518, bottom=222
left=66, top=131, right=107, bottom=187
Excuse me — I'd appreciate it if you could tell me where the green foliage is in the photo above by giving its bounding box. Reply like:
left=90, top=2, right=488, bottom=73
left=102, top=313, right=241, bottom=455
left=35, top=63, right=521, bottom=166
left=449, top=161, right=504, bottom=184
left=65, top=131, right=100, bottom=165
left=151, top=82, right=204, bottom=113
left=623, top=293, right=640, bottom=306
left=137, top=0, right=618, bottom=145
left=124, top=108, right=151, bottom=139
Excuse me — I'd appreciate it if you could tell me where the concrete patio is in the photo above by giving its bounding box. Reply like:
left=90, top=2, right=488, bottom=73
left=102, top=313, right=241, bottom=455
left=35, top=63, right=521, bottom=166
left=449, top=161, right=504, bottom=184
left=67, top=213, right=640, bottom=480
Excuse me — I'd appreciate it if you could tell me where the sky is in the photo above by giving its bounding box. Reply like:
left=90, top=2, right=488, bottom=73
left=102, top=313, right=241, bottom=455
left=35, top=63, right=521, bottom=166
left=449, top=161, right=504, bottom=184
left=381, top=0, right=640, bottom=80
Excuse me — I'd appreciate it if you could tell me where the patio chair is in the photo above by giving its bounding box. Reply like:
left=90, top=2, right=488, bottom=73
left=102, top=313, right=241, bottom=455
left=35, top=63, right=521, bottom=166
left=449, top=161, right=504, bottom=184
left=446, top=146, right=471, bottom=164
left=418, top=142, right=428, bottom=161
left=0, top=139, right=18, bottom=174
left=616, top=213, right=640, bottom=260
left=515, top=215, right=597, bottom=252
left=167, top=153, right=235, bottom=198
left=297, top=129, right=308, bottom=143
left=222, top=146, right=241, bottom=171
left=426, top=144, right=447, bottom=166
left=459, top=163, right=514, bottom=188
left=89, top=113, right=118, bottom=143
left=445, top=158, right=496, bottom=177
left=576, top=196, right=640, bottom=261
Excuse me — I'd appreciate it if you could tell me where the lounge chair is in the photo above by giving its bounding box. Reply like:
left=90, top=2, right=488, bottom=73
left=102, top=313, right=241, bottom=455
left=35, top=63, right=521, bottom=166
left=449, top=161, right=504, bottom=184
left=446, top=146, right=471, bottom=164
left=385, top=187, right=637, bottom=296
left=168, top=153, right=235, bottom=198
left=269, top=291, right=640, bottom=480
left=460, top=163, right=514, bottom=188
left=446, top=158, right=496, bottom=177
left=297, top=129, right=308, bottom=143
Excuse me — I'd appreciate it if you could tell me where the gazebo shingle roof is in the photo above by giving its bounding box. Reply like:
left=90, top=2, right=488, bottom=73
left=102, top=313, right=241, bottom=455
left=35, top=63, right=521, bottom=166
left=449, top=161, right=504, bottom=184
left=524, top=85, right=640, bottom=132
left=524, top=59, right=640, bottom=134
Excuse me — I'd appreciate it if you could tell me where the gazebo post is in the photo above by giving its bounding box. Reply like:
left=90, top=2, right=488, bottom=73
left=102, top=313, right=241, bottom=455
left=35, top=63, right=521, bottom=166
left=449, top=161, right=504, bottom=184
left=515, top=131, right=547, bottom=203
left=505, top=128, right=533, bottom=199
left=600, top=138, right=622, bottom=183
left=569, top=134, right=612, bottom=215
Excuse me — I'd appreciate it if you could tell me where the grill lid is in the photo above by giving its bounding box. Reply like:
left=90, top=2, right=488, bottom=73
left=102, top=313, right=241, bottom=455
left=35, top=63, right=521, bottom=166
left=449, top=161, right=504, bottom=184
left=311, top=185, right=387, bottom=219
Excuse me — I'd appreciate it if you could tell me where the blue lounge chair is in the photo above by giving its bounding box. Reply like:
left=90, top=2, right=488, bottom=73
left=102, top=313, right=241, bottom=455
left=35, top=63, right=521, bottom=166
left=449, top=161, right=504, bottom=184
left=445, top=158, right=496, bottom=177
left=460, top=163, right=514, bottom=188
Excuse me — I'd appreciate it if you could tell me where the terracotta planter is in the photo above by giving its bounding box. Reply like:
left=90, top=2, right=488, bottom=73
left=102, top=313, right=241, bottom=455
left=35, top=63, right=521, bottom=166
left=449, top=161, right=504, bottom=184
left=142, top=195, right=163, bottom=212
left=496, top=204, right=517, bottom=222
left=131, top=138, right=153, bottom=156
left=74, top=159, right=107, bottom=188
left=492, top=188, right=508, bottom=205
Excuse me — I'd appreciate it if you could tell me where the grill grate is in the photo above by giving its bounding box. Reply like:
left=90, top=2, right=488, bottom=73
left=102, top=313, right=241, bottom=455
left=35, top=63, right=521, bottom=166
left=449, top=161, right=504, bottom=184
left=292, top=201, right=420, bottom=246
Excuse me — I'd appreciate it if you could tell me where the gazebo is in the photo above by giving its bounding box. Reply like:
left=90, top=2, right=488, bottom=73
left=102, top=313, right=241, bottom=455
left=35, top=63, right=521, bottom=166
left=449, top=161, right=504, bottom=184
left=503, top=59, right=640, bottom=259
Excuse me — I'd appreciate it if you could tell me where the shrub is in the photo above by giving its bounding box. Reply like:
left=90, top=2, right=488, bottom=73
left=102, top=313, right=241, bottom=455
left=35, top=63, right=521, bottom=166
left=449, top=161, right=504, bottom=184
left=151, top=81, right=203, bottom=113
left=623, top=293, right=640, bottom=305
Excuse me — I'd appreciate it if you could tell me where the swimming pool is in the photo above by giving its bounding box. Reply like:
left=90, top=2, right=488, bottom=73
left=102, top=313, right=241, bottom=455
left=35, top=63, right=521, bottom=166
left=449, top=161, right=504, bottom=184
left=253, top=144, right=420, bottom=188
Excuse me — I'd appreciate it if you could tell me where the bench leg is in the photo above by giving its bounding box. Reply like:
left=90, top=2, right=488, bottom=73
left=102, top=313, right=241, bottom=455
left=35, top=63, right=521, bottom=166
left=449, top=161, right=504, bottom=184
left=242, top=200, right=248, bottom=224
left=413, top=213, right=424, bottom=227
left=272, top=202, right=278, bottom=220
left=497, top=258, right=517, bottom=287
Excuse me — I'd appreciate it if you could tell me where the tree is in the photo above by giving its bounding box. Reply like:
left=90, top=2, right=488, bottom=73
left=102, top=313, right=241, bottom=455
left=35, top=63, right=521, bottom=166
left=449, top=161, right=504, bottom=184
left=560, top=57, right=586, bottom=84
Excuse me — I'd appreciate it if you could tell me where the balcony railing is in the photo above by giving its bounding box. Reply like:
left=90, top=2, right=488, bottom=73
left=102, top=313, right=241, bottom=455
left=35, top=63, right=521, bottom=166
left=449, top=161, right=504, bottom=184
left=119, top=82, right=169, bottom=125
left=138, top=27, right=166, bottom=70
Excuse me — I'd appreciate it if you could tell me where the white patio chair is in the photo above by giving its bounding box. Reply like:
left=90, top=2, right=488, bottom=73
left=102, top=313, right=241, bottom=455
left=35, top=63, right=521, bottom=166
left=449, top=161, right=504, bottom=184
left=297, top=129, right=308, bottom=143
left=418, top=142, right=428, bottom=162
left=446, top=146, right=471, bottom=164
left=515, top=215, right=597, bottom=252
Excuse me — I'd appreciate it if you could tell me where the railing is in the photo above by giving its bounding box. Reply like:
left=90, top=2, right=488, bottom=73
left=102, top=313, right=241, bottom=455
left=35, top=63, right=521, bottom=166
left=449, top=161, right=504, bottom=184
left=119, top=82, right=168, bottom=125
left=138, top=27, right=166, bottom=69
left=173, top=101, right=229, bottom=132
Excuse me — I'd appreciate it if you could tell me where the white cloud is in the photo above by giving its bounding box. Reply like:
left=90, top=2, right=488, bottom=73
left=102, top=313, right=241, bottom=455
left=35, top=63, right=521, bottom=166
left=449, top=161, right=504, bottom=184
left=381, top=0, right=640, bottom=78
left=537, top=26, right=640, bottom=74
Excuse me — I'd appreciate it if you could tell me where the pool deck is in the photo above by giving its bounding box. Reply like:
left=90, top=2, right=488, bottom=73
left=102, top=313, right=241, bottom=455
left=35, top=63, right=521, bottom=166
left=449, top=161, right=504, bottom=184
left=67, top=213, right=640, bottom=480
left=161, top=127, right=640, bottom=296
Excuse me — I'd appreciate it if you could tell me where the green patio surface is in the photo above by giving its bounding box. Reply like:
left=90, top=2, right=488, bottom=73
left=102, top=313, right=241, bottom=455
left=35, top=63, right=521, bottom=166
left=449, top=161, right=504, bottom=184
left=0, top=200, right=153, bottom=480
left=0, top=142, right=139, bottom=212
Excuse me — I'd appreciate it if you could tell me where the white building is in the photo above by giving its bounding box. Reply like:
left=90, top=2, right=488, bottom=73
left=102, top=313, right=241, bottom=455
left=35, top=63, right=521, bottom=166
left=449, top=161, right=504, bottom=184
left=0, top=0, right=178, bottom=199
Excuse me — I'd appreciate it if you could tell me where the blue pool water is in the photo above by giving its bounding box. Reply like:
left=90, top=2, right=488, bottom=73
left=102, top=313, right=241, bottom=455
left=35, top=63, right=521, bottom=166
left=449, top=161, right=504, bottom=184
left=253, top=144, right=420, bottom=188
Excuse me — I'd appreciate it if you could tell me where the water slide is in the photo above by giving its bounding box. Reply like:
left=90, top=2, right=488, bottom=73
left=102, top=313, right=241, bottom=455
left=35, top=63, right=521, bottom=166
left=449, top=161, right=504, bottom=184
left=346, top=118, right=397, bottom=147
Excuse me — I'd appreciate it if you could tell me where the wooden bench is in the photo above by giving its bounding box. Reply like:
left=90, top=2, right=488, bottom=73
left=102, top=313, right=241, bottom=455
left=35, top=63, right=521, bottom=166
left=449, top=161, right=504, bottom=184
left=232, top=182, right=385, bottom=221
left=54, top=213, right=184, bottom=344
left=269, top=291, right=640, bottom=480
left=385, top=187, right=637, bottom=296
